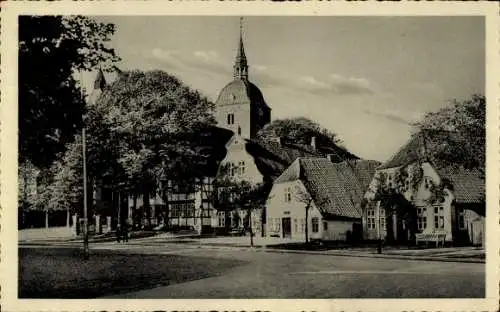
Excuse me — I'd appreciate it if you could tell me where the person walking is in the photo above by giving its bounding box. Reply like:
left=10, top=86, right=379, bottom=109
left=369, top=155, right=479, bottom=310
left=123, top=222, right=129, bottom=243
left=116, top=225, right=121, bottom=243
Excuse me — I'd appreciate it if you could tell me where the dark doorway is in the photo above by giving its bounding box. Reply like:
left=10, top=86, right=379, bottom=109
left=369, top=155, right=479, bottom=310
left=282, top=217, right=291, bottom=239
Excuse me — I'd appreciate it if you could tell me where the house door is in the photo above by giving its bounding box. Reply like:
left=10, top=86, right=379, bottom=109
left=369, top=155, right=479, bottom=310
left=282, top=217, right=291, bottom=239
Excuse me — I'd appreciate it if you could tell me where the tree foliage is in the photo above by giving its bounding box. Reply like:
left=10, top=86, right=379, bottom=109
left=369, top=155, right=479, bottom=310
left=256, top=117, right=341, bottom=147
left=413, top=94, right=485, bottom=171
left=93, top=70, right=217, bottom=194
left=19, top=15, right=120, bottom=169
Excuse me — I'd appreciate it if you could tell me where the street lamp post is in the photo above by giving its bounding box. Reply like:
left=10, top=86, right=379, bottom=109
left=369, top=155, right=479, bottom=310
left=377, top=201, right=382, bottom=254
left=82, top=127, right=89, bottom=260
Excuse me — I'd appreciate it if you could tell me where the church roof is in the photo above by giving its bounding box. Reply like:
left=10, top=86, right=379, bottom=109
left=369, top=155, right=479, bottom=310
left=215, top=79, right=270, bottom=110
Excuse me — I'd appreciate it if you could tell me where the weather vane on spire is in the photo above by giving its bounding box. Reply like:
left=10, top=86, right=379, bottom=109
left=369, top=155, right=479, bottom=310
left=240, top=17, right=244, bottom=37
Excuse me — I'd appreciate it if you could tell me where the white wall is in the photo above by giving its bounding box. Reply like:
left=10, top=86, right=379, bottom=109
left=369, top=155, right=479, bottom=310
left=364, top=162, right=456, bottom=241
left=322, top=220, right=355, bottom=241
left=266, top=180, right=324, bottom=241
left=219, top=135, right=263, bottom=185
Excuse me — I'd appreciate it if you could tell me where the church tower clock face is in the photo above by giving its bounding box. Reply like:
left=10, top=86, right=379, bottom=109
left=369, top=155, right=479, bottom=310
left=214, top=18, right=271, bottom=139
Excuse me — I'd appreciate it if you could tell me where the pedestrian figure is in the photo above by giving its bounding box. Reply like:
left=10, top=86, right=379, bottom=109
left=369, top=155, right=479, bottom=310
left=123, top=222, right=129, bottom=243
left=116, top=226, right=121, bottom=243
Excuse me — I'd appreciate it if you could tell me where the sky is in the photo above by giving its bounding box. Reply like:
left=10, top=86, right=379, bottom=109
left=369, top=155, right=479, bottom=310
left=82, top=16, right=485, bottom=162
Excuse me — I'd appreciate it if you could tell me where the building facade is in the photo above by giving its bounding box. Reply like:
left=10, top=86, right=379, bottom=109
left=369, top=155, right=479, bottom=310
left=266, top=158, right=379, bottom=242
left=363, top=132, right=485, bottom=246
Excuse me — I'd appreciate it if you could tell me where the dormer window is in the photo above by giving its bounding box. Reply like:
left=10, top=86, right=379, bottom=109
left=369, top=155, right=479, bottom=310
left=227, top=113, right=235, bottom=125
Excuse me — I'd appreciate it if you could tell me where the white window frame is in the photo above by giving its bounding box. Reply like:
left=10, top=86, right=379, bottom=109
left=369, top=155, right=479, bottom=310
left=311, top=217, right=319, bottom=233
left=367, top=208, right=376, bottom=229
left=434, top=206, right=445, bottom=229
left=379, top=208, right=386, bottom=229
left=218, top=211, right=225, bottom=227
left=238, top=161, right=245, bottom=175
left=417, top=207, right=427, bottom=231
left=284, top=187, right=292, bottom=203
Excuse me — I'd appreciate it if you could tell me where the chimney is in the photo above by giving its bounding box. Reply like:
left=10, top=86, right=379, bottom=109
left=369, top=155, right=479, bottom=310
left=311, top=136, right=317, bottom=150
left=326, top=154, right=335, bottom=162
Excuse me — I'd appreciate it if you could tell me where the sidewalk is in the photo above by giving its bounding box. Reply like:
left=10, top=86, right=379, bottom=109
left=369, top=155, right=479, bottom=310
left=18, top=227, right=160, bottom=244
left=128, top=235, right=486, bottom=263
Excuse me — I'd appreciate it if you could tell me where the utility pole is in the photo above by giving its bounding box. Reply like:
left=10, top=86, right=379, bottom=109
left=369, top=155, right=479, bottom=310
left=376, top=200, right=382, bottom=254
left=82, top=127, right=89, bottom=260
left=81, top=69, right=89, bottom=260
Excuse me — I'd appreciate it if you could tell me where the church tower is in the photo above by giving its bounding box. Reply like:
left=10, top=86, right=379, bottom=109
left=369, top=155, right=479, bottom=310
left=214, top=18, right=271, bottom=139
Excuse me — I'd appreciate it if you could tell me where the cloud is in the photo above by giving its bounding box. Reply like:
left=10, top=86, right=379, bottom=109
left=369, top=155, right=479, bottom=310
left=253, top=64, right=268, bottom=72
left=193, top=50, right=219, bottom=62
left=148, top=48, right=231, bottom=77
left=295, top=74, right=375, bottom=96
left=363, top=107, right=424, bottom=125
left=252, top=69, right=377, bottom=97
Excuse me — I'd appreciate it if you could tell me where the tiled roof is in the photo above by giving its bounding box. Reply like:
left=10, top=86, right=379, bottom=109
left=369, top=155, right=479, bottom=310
left=245, top=139, right=358, bottom=181
left=276, top=158, right=380, bottom=219
left=378, top=132, right=425, bottom=169
left=437, top=167, right=485, bottom=204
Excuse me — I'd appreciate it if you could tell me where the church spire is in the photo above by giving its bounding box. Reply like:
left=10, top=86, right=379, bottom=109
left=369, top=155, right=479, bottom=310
left=233, top=17, right=248, bottom=80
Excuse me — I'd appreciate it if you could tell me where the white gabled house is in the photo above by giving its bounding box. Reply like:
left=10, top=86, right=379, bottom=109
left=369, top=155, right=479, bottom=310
left=363, top=132, right=485, bottom=246
left=266, top=157, right=379, bottom=242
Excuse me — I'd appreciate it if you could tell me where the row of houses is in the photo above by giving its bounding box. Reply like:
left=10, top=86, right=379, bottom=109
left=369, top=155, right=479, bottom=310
left=87, top=24, right=486, bottom=246
left=20, top=21, right=485, bottom=247
left=112, top=128, right=484, bottom=247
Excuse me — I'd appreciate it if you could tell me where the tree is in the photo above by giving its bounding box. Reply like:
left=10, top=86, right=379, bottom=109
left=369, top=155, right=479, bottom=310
left=212, top=164, right=271, bottom=246
left=215, top=180, right=271, bottom=246
left=257, top=117, right=341, bottom=146
left=19, top=15, right=120, bottom=170
left=413, top=94, right=485, bottom=172
left=94, top=70, right=216, bottom=227
left=293, top=184, right=314, bottom=244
